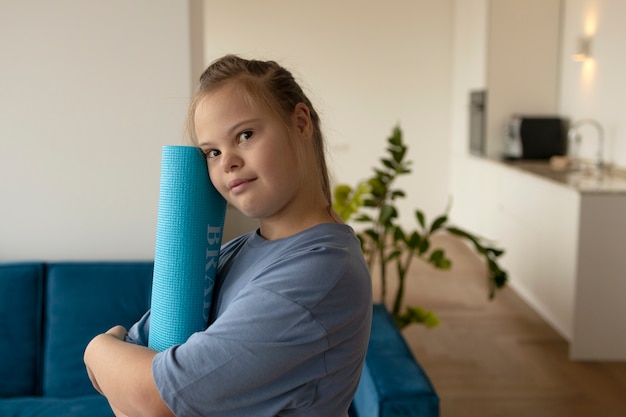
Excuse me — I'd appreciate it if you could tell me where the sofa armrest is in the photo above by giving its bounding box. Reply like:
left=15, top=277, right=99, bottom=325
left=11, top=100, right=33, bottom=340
left=351, top=304, right=439, bottom=417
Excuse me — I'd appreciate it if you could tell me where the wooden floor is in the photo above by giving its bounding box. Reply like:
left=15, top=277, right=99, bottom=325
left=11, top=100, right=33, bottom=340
left=377, top=236, right=626, bottom=417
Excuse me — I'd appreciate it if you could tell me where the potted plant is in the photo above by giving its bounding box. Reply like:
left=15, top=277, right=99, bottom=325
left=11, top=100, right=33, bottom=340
left=333, top=125, right=508, bottom=328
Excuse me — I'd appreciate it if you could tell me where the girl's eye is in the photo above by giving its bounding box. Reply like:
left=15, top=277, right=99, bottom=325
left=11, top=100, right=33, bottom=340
left=206, top=149, right=220, bottom=159
left=238, top=130, right=253, bottom=143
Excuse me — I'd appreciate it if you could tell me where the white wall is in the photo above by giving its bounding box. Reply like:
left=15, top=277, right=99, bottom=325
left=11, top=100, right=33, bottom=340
left=450, top=0, right=626, bottom=167
left=448, top=0, right=488, bottom=230
left=559, top=0, right=626, bottom=167
left=449, top=0, right=487, bottom=155
left=449, top=0, right=626, bottom=247
left=0, top=1, right=455, bottom=260
left=200, top=0, right=454, bottom=229
left=0, top=1, right=192, bottom=260
left=450, top=0, right=626, bottom=170
left=485, top=0, right=562, bottom=158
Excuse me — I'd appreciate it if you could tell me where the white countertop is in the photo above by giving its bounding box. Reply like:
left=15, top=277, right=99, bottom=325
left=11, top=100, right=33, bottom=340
left=494, top=158, right=626, bottom=194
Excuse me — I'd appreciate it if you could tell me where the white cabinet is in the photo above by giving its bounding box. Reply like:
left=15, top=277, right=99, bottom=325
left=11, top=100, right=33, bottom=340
left=450, top=155, right=580, bottom=339
left=451, top=154, right=626, bottom=360
left=572, top=193, right=626, bottom=360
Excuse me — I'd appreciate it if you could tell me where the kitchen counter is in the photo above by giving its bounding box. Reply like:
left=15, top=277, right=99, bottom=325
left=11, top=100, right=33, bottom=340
left=495, top=158, right=626, bottom=193
left=453, top=153, right=626, bottom=360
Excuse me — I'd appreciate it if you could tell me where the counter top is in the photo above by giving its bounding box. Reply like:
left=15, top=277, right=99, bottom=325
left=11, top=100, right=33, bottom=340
left=493, top=158, right=626, bottom=194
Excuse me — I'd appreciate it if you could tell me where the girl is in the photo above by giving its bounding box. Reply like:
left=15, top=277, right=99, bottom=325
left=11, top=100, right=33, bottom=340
left=84, top=55, right=372, bottom=417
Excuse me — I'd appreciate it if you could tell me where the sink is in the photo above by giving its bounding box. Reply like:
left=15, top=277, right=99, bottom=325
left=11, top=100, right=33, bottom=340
left=566, top=169, right=626, bottom=192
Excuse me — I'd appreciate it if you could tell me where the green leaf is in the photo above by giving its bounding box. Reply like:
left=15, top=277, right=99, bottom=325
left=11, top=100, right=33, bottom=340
left=388, top=126, right=402, bottom=146
left=368, top=178, right=386, bottom=197
left=494, top=270, right=508, bottom=288
left=429, top=250, right=452, bottom=269
left=387, top=250, right=402, bottom=261
left=390, top=146, right=407, bottom=164
left=394, top=306, right=439, bottom=329
left=393, top=226, right=406, bottom=242
left=445, top=226, right=467, bottom=237
left=362, top=199, right=378, bottom=208
left=429, top=249, right=444, bottom=261
left=418, top=237, right=430, bottom=255
left=381, top=158, right=395, bottom=170
left=364, top=229, right=379, bottom=242
left=379, top=204, right=397, bottom=225
left=430, top=215, right=448, bottom=233
left=390, top=190, right=406, bottom=200
left=407, top=231, right=421, bottom=248
left=333, top=184, right=352, bottom=201
left=415, top=210, right=426, bottom=229
left=373, top=169, right=391, bottom=182
left=439, top=258, right=452, bottom=269
left=485, top=247, right=505, bottom=257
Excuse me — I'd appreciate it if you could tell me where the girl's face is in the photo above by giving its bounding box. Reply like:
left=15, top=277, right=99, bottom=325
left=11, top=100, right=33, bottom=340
left=194, top=82, right=316, bottom=236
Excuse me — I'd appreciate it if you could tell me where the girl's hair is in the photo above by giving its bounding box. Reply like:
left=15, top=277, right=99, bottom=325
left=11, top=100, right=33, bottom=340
left=187, top=54, right=332, bottom=206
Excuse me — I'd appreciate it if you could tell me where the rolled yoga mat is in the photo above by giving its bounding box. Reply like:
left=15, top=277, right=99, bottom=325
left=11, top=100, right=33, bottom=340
left=148, top=146, right=227, bottom=352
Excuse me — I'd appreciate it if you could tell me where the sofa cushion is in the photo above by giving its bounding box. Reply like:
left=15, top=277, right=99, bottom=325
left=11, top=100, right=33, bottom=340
left=42, top=262, right=153, bottom=397
left=0, top=263, right=44, bottom=397
left=0, top=395, right=114, bottom=417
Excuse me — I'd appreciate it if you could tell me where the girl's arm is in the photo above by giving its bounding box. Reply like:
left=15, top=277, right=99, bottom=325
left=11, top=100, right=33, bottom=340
left=84, top=326, right=174, bottom=417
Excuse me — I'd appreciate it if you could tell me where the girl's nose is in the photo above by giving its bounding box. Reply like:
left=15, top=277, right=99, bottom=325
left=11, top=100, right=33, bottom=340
left=221, top=151, right=242, bottom=172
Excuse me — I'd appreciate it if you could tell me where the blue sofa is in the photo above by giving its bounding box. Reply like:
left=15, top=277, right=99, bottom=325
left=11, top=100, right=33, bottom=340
left=0, top=261, right=438, bottom=417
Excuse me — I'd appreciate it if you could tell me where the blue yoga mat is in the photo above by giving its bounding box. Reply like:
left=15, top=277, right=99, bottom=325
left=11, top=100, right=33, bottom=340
left=148, top=146, right=227, bottom=352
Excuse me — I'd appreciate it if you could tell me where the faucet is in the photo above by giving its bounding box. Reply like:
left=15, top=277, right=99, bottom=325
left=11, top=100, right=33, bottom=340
left=567, top=118, right=604, bottom=171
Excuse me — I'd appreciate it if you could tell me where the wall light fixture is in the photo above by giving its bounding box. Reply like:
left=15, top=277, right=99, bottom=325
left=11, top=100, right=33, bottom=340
left=572, top=36, right=592, bottom=62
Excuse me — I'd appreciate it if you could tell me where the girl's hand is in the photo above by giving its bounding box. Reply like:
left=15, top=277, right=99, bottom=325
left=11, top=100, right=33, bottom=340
left=106, top=325, right=128, bottom=341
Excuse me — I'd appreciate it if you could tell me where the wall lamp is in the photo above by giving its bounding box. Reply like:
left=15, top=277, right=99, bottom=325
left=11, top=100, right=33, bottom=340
left=572, top=36, right=592, bottom=62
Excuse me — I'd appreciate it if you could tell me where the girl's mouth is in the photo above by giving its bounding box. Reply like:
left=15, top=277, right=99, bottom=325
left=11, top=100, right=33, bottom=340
left=228, top=178, right=256, bottom=193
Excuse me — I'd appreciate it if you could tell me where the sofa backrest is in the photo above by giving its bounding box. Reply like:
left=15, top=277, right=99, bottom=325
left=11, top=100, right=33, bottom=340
left=0, top=261, right=153, bottom=398
left=0, top=263, right=44, bottom=397
left=43, top=262, right=154, bottom=397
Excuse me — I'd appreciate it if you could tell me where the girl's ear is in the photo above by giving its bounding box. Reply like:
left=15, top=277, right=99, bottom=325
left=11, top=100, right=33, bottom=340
left=292, top=103, right=313, bottom=138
